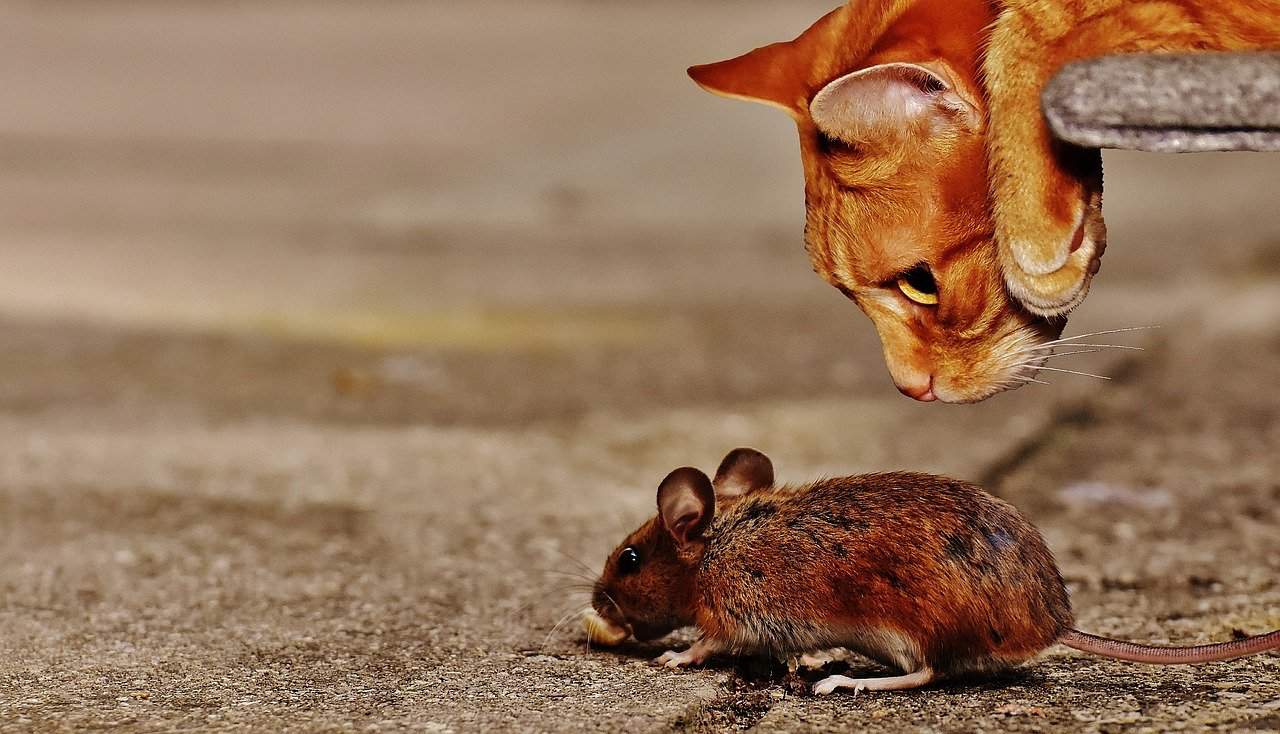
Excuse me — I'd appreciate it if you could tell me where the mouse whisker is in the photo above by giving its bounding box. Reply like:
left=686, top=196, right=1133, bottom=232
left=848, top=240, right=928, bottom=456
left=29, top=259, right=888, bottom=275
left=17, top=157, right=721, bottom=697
left=542, top=545, right=598, bottom=578
left=512, top=583, right=590, bottom=620
left=539, top=568, right=597, bottom=584
left=542, top=584, right=596, bottom=599
left=582, top=589, right=626, bottom=653
left=597, top=588, right=622, bottom=613
left=540, top=606, right=591, bottom=653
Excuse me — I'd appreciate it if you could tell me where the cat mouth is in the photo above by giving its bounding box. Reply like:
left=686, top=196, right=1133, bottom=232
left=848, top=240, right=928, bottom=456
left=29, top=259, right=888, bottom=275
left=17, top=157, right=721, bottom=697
left=915, top=322, right=1069, bottom=404
left=991, top=326, right=1151, bottom=398
left=896, top=376, right=937, bottom=402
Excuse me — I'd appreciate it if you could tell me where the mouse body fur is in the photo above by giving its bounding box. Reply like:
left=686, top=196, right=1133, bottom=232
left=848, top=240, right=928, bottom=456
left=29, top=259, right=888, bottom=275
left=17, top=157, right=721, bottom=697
left=694, top=472, right=1071, bottom=675
left=590, top=449, right=1280, bottom=694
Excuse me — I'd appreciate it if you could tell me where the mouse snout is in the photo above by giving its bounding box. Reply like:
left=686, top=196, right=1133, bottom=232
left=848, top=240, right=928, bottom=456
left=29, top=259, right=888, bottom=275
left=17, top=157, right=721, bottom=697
left=591, top=584, right=625, bottom=624
left=590, top=583, right=634, bottom=638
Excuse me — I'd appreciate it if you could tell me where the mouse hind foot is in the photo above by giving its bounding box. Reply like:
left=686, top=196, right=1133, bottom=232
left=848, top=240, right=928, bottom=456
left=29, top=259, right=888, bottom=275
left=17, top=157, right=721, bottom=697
left=812, top=666, right=934, bottom=696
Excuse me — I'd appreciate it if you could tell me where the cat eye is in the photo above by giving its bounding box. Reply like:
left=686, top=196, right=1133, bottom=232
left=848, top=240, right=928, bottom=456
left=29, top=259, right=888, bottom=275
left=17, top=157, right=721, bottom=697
left=617, top=546, right=641, bottom=575
left=896, top=265, right=938, bottom=305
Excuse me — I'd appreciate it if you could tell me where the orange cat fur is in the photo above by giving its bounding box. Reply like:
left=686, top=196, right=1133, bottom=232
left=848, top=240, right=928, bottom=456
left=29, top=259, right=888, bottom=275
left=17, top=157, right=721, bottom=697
left=690, top=0, right=1280, bottom=402
left=987, top=0, right=1280, bottom=316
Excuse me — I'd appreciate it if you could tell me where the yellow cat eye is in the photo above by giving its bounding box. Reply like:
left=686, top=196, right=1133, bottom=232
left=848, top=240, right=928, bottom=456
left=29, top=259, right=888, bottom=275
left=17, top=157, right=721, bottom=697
left=896, top=265, right=938, bottom=306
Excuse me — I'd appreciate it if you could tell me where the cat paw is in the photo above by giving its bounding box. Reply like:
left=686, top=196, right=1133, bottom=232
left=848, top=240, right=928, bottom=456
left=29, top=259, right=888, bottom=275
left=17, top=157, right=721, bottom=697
left=999, top=192, right=1106, bottom=318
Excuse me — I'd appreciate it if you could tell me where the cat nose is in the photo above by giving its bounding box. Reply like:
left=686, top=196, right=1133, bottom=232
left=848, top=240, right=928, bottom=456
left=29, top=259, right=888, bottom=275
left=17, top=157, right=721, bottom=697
left=897, top=376, right=937, bottom=402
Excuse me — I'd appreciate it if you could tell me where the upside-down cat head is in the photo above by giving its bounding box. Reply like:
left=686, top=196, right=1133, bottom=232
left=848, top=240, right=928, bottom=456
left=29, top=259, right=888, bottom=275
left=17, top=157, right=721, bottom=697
left=689, top=0, right=1062, bottom=403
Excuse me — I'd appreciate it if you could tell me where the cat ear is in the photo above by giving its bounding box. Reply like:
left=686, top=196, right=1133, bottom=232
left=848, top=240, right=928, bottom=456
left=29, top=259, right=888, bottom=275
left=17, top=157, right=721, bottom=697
left=809, top=63, right=979, bottom=145
left=687, top=41, right=809, bottom=116
left=712, top=448, right=774, bottom=499
left=657, top=467, right=716, bottom=548
left=687, top=5, right=853, bottom=118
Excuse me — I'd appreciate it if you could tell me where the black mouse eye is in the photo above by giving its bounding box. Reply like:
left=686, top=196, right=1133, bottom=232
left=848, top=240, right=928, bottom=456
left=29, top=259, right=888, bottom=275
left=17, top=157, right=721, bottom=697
left=617, top=546, right=641, bottom=575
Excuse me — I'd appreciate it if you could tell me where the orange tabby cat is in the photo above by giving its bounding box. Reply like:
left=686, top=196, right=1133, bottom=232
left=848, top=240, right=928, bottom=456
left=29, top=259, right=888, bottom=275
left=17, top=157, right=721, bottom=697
left=690, top=0, right=1280, bottom=402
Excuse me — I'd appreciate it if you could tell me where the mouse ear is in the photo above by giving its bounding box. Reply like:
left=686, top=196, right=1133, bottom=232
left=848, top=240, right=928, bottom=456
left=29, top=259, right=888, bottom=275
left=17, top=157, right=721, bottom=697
left=713, top=448, right=774, bottom=498
left=657, top=467, right=716, bottom=548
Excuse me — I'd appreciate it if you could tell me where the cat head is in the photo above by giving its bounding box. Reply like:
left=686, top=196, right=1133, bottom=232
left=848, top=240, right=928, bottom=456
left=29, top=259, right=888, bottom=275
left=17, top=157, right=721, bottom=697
left=689, top=1, right=1062, bottom=402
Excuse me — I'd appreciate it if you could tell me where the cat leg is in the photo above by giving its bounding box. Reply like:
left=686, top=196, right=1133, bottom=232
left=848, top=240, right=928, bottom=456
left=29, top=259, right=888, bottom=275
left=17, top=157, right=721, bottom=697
left=986, top=0, right=1231, bottom=316
left=812, top=666, right=934, bottom=696
left=653, top=636, right=725, bottom=669
left=985, top=9, right=1105, bottom=318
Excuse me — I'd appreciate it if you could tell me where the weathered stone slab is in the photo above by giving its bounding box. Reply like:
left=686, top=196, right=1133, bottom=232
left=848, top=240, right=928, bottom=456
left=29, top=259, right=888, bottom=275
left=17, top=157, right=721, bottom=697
left=1044, top=52, right=1280, bottom=152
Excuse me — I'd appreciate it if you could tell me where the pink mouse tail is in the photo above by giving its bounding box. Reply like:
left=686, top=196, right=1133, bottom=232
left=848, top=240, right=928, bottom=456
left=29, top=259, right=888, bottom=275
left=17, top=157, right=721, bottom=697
left=1060, top=628, right=1280, bottom=664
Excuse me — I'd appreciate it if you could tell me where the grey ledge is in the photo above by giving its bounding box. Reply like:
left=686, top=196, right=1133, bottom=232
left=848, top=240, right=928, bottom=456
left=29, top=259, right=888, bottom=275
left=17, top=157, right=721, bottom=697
left=1043, top=52, right=1280, bottom=152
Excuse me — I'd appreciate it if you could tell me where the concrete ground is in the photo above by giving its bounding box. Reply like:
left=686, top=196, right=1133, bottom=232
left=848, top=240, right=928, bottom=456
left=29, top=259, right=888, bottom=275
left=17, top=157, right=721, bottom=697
left=0, top=2, right=1277, bottom=731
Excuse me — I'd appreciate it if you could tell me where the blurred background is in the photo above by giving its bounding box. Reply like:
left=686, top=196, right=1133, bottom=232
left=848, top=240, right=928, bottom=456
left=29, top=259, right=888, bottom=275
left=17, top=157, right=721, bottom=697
left=1, top=2, right=1277, bottom=731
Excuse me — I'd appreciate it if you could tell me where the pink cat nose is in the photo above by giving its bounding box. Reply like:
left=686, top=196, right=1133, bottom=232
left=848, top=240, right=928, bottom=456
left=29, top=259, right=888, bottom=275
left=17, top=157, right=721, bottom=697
left=897, top=376, right=937, bottom=402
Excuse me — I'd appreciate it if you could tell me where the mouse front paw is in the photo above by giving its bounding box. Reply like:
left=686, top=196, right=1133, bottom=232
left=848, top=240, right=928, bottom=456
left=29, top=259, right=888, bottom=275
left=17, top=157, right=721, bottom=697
left=653, top=648, right=704, bottom=669
left=652, top=637, right=722, bottom=669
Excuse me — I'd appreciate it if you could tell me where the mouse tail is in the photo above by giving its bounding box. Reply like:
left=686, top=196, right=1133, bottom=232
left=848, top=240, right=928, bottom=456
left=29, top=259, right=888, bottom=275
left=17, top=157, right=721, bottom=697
left=1060, top=628, right=1280, bottom=664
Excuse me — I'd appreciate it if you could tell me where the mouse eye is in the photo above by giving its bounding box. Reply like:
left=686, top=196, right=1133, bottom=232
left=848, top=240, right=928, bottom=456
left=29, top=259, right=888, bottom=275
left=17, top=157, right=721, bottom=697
left=617, top=546, right=641, bottom=575
left=896, top=265, right=938, bottom=305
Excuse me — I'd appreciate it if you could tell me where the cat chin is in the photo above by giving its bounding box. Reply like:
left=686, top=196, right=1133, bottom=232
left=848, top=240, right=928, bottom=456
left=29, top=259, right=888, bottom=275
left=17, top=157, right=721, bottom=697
left=929, top=342, right=1058, bottom=404
left=930, top=384, right=1014, bottom=405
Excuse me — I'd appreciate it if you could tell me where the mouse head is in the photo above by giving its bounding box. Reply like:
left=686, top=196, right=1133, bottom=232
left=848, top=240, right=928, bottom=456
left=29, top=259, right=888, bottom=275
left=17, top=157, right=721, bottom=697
left=592, top=448, right=774, bottom=641
left=689, top=1, right=1061, bottom=403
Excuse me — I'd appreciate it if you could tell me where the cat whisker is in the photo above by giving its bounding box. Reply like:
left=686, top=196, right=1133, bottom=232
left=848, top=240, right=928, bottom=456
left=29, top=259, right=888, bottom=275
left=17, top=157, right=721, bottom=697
left=1017, top=342, right=1145, bottom=355
left=1023, top=326, right=1158, bottom=350
left=1011, top=348, right=1105, bottom=378
left=1018, top=349, right=1102, bottom=362
left=1015, top=375, right=1052, bottom=386
left=1039, top=348, right=1100, bottom=358
left=1023, top=365, right=1112, bottom=381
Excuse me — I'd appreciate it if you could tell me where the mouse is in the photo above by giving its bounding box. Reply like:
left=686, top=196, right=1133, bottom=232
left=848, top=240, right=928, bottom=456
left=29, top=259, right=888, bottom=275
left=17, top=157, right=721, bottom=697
left=584, top=448, right=1280, bottom=694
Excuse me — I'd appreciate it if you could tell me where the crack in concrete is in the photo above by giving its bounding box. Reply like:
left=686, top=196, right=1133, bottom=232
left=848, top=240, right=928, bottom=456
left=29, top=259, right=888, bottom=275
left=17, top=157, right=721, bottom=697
left=670, top=686, right=775, bottom=732
left=976, top=351, right=1151, bottom=491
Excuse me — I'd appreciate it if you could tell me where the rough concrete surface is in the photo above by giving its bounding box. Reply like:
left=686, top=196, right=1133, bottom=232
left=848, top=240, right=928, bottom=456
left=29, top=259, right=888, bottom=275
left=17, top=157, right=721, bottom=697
left=0, top=2, right=1277, bottom=732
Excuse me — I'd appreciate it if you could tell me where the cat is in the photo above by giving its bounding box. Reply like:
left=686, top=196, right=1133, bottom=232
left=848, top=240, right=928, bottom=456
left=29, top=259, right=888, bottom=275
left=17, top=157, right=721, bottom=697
left=985, top=0, right=1280, bottom=317
left=688, top=0, right=1280, bottom=402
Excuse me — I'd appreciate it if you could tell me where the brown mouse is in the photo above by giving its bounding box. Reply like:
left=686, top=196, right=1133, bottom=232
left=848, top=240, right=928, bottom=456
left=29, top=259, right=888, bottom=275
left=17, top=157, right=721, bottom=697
left=587, top=448, right=1280, bottom=694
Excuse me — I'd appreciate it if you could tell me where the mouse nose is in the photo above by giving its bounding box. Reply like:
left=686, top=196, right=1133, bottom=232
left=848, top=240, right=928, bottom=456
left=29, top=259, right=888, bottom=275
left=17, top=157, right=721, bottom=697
left=897, top=375, right=937, bottom=402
